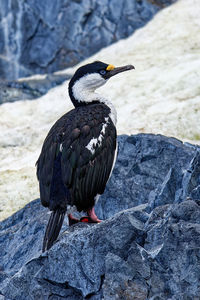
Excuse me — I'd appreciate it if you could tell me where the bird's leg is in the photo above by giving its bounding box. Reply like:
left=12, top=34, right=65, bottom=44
left=87, top=207, right=101, bottom=223
left=69, top=208, right=101, bottom=224
left=68, top=213, right=80, bottom=226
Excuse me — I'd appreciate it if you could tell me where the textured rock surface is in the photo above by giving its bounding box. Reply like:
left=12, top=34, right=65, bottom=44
left=0, top=0, right=175, bottom=80
left=96, top=134, right=200, bottom=219
left=0, top=73, right=71, bottom=104
left=1, top=134, right=200, bottom=299
left=0, top=0, right=199, bottom=221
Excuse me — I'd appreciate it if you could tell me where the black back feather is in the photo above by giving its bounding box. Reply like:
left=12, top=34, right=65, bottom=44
left=42, top=209, right=65, bottom=252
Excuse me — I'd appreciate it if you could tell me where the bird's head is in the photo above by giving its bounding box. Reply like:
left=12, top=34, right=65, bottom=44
left=69, top=61, right=134, bottom=107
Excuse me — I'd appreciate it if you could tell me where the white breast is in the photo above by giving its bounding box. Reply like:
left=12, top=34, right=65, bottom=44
left=72, top=73, right=117, bottom=126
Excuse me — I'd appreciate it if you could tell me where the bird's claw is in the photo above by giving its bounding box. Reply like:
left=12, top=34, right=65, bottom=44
left=80, top=216, right=101, bottom=223
left=68, top=209, right=101, bottom=226
left=68, top=214, right=80, bottom=226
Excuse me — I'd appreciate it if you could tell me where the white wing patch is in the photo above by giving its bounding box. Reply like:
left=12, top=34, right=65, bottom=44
left=108, top=141, right=118, bottom=180
left=86, top=118, right=109, bottom=155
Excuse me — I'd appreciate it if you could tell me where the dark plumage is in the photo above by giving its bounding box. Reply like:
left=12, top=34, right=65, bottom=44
left=36, top=61, right=134, bottom=252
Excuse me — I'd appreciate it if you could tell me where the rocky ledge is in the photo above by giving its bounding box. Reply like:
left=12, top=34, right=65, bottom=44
left=0, top=73, right=71, bottom=104
left=0, top=134, right=200, bottom=299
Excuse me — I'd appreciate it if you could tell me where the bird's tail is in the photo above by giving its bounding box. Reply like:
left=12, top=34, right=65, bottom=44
left=42, top=209, right=65, bottom=252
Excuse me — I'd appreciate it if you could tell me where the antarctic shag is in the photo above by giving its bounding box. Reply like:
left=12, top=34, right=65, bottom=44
left=36, top=61, right=134, bottom=252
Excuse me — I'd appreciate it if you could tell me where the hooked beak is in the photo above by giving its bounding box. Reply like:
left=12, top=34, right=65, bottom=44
left=105, top=64, right=135, bottom=79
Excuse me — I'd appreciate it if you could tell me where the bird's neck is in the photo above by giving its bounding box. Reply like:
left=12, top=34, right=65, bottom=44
left=68, top=82, right=117, bottom=125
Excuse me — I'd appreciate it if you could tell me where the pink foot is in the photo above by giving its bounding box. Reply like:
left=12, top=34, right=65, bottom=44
left=87, top=207, right=101, bottom=223
left=68, top=214, right=80, bottom=226
left=69, top=209, right=101, bottom=225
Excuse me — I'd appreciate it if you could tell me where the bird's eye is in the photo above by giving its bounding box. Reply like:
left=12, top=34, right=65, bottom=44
left=99, top=70, right=106, bottom=75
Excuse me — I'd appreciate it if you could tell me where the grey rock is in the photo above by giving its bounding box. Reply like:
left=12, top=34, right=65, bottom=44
left=0, top=0, right=176, bottom=81
left=1, top=134, right=200, bottom=299
left=96, top=134, right=200, bottom=218
left=0, top=206, right=146, bottom=299
left=0, top=73, right=71, bottom=104
left=145, top=200, right=200, bottom=299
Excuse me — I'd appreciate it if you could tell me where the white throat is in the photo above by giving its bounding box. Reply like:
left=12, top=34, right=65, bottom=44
left=72, top=73, right=117, bottom=125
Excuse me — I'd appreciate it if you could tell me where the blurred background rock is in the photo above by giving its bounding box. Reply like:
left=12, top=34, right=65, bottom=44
left=0, top=0, right=174, bottom=81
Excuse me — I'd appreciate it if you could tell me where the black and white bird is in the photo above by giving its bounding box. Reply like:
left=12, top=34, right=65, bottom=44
left=36, top=61, right=134, bottom=252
